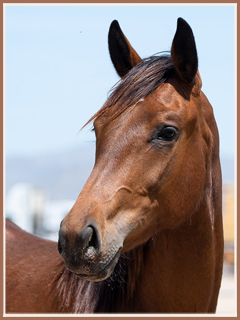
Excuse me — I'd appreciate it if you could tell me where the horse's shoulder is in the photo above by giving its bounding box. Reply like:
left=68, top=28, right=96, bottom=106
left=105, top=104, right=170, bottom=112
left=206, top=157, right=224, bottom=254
left=6, top=218, right=61, bottom=273
left=6, top=218, right=38, bottom=244
left=6, top=218, right=57, bottom=252
left=6, top=218, right=21, bottom=230
left=6, top=218, right=25, bottom=241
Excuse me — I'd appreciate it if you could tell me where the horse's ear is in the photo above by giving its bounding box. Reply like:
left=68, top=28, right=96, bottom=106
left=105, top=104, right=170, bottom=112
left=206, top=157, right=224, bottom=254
left=108, top=20, right=142, bottom=78
left=171, top=18, right=198, bottom=84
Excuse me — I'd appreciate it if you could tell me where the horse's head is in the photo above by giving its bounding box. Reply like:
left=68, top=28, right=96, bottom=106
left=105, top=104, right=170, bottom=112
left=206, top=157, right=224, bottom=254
left=58, top=18, right=215, bottom=281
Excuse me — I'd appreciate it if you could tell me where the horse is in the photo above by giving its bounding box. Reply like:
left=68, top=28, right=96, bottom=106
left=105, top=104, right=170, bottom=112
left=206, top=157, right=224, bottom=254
left=6, top=18, right=224, bottom=313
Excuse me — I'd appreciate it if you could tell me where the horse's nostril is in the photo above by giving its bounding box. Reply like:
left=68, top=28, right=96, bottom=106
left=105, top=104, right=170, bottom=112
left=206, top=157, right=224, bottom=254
left=58, top=224, right=100, bottom=262
left=88, top=226, right=98, bottom=248
left=80, top=226, right=94, bottom=250
left=79, top=225, right=99, bottom=260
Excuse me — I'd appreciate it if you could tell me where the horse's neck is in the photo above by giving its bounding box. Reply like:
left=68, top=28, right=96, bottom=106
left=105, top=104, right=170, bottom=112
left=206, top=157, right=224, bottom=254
left=130, top=193, right=223, bottom=313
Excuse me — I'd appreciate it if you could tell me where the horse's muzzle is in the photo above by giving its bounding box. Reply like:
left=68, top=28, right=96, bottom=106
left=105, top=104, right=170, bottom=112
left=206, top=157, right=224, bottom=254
left=58, top=221, right=122, bottom=281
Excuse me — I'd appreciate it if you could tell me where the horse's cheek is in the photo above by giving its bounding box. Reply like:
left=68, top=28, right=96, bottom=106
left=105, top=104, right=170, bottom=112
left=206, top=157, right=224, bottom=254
left=172, top=160, right=206, bottom=224
left=154, top=153, right=205, bottom=229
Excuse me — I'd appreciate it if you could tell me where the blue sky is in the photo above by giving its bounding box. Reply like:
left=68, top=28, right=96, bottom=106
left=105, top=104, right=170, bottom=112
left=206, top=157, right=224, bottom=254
left=5, top=4, right=235, bottom=158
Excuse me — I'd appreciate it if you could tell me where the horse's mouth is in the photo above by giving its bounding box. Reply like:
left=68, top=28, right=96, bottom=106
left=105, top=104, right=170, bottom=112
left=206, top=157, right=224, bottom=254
left=72, top=248, right=121, bottom=282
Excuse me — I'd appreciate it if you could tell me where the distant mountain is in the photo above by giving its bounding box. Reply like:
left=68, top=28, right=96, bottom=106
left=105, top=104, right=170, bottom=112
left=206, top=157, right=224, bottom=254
left=5, top=145, right=234, bottom=201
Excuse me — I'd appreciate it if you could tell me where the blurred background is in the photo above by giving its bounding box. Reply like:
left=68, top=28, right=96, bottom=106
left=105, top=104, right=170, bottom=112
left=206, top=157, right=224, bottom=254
left=4, top=4, right=236, bottom=315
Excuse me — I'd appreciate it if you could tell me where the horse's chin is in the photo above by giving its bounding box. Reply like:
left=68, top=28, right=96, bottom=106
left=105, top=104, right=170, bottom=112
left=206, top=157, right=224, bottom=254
left=68, top=248, right=121, bottom=282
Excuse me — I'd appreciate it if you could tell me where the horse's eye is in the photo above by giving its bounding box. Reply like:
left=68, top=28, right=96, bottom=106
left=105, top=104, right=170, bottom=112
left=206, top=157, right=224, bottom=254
left=157, top=127, right=178, bottom=141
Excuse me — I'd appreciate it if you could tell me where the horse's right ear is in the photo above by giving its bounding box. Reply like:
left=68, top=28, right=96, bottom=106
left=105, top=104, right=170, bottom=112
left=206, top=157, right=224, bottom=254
left=171, top=18, right=198, bottom=84
left=108, top=20, right=142, bottom=78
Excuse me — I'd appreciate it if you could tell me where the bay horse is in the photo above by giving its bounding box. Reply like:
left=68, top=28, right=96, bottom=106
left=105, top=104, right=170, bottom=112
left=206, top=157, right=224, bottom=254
left=6, top=18, right=224, bottom=313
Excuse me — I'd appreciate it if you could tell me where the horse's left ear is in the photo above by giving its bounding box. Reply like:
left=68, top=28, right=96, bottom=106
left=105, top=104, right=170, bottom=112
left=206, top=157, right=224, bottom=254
left=108, top=20, right=142, bottom=78
left=171, top=18, right=198, bottom=84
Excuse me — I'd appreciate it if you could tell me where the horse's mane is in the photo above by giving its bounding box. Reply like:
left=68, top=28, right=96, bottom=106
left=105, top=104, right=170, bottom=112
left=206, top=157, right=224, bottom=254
left=51, top=238, right=155, bottom=313
left=85, top=54, right=174, bottom=127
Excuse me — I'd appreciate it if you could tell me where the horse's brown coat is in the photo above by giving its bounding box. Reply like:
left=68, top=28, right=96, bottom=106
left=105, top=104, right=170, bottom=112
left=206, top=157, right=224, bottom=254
left=6, top=18, right=224, bottom=313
